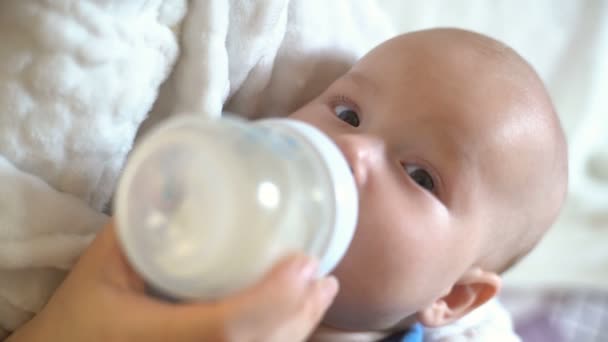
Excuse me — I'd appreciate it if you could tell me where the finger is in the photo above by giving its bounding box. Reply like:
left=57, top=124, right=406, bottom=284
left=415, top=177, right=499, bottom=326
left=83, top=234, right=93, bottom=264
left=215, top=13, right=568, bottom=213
left=258, top=276, right=339, bottom=342
left=304, top=276, right=340, bottom=323
left=162, top=254, right=322, bottom=341
left=234, top=253, right=320, bottom=307
left=219, top=258, right=339, bottom=342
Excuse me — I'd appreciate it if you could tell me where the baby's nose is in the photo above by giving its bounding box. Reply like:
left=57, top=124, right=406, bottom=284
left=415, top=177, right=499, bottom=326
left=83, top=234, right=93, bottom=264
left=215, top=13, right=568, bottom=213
left=334, top=134, right=385, bottom=187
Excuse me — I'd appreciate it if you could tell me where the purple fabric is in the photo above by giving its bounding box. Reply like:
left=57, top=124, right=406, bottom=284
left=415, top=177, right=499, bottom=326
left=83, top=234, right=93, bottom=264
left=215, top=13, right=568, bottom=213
left=501, top=288, right=608, bottom=342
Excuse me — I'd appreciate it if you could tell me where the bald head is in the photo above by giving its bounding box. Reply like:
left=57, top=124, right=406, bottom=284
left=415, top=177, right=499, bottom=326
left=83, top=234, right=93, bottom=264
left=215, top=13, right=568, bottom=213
left=439, top=29, right=568, bottom=273
left=356, top=28, right=568, bottom=272
left=403, top=28, right=569, bottom=272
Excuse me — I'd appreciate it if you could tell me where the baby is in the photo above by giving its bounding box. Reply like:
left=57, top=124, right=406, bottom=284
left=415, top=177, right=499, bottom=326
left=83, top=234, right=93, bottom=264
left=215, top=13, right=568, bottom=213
left=284, top=28, right=568, bottom=341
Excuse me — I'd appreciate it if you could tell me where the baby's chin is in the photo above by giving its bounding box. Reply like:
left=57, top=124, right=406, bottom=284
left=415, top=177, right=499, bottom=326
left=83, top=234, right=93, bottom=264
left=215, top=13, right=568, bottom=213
left=315, top=309, right=419, bottom=342
left=310, top=323, right=393, bottom=342
left=320, top=293, right=419, bottom=333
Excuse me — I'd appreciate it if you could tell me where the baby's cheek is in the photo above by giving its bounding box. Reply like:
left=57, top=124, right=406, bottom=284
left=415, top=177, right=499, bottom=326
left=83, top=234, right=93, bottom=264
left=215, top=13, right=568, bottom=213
left=326, top=224, right=427, bottom=323
left=326, top=254, right=424, bottom=330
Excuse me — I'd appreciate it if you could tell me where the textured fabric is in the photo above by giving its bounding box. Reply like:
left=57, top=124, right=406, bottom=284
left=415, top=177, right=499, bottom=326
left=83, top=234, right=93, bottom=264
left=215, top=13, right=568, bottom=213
left=0, top=0, right=184, bottom=334
left=501, top=288, right=608, bottom=342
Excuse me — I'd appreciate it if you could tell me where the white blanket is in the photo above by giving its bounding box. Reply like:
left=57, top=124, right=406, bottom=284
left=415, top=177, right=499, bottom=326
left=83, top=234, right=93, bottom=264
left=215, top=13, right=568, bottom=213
left=0, top=0, right=184, bottom=336
left=0, top=0, right=516, bottom=340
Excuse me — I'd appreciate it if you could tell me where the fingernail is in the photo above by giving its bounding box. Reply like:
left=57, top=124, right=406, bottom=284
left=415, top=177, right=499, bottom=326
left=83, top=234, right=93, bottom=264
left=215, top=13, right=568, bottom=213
left=318, top=276, right=339, bottom=303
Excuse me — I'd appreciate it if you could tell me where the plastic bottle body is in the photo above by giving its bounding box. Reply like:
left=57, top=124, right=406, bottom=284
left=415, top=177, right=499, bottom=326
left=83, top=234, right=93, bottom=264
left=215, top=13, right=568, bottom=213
left=114, top=115, right=357, bottom=300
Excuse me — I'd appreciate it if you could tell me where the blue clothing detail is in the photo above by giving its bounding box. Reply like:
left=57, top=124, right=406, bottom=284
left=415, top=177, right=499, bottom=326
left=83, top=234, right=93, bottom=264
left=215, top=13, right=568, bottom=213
left=381, top=323, right=424, bottom=342
left=400, top=323, right=423, bottom=342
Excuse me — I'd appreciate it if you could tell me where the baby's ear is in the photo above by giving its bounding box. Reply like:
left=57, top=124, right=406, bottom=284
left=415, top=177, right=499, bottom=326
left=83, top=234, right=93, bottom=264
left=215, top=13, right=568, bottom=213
left=417, top=268, right=501, bottom=327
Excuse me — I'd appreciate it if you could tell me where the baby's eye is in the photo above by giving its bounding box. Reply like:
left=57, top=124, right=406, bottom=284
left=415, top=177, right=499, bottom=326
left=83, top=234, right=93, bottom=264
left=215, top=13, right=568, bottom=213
left=404, top=164, right=435, bottom=192
left=334, top=104, right=360, bottom=127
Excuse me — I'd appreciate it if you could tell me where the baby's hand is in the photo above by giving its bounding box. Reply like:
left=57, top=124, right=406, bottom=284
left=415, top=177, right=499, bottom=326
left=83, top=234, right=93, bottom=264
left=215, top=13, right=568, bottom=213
left=7, top=221, right=338, bottom=342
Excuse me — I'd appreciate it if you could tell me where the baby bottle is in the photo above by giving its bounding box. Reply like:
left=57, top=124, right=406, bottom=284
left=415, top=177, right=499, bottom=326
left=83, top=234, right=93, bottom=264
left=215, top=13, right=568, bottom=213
left=114, top=114, right=358, bottom=300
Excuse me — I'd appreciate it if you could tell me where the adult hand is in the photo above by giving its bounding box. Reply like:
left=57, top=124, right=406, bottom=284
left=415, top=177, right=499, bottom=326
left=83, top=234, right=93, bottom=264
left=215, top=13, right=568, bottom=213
left=8, top=221, right=338, bottom=342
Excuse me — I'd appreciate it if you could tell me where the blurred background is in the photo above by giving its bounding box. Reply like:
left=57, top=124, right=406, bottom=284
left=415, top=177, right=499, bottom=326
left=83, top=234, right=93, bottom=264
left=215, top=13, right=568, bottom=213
left=376, top=1, right=608, bottom=340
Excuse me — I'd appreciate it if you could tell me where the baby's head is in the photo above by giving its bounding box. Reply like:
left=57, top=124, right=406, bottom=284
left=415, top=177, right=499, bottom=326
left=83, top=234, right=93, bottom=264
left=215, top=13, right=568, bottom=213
left=288, top=28, right=568, bottom=335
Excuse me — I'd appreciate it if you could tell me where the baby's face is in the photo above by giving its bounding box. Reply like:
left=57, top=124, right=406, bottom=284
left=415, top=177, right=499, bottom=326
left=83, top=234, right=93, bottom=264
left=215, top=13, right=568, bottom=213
left=288, top=33, right=547, bottom=331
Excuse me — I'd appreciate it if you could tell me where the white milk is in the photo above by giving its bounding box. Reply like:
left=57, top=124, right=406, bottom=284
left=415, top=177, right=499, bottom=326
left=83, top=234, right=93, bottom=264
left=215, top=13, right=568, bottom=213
left=114, top=115, right=358, bottom=300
